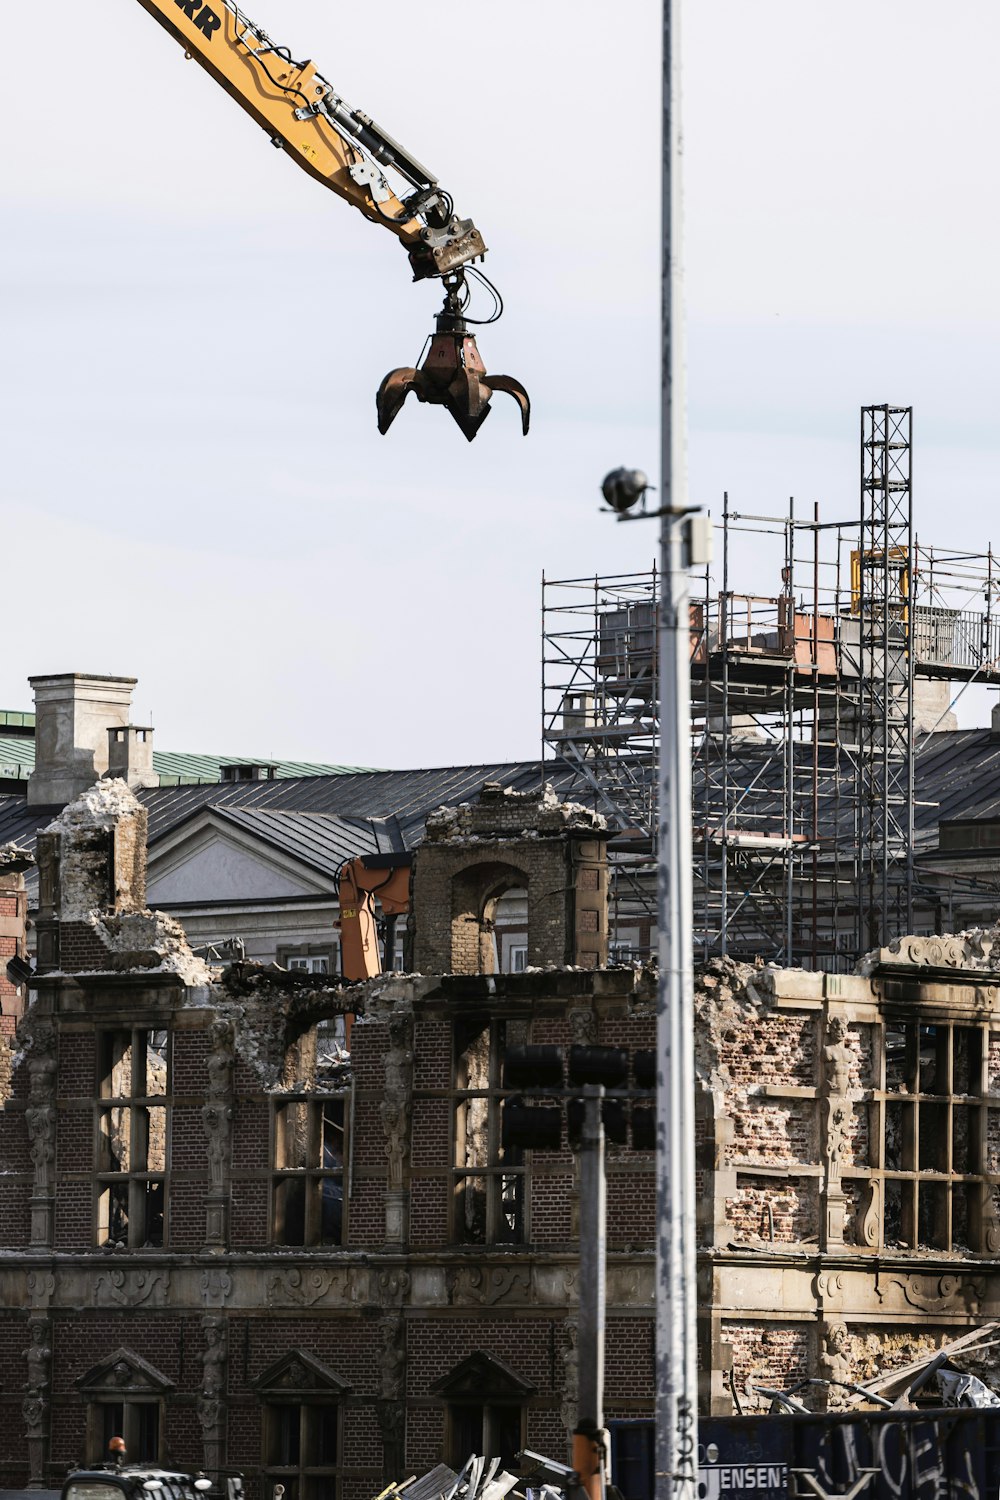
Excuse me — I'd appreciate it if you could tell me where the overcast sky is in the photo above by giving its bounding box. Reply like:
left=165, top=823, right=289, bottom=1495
left=3, top=2, right=999, bottom=766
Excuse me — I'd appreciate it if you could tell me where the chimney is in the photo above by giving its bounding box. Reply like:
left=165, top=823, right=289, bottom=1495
left=106, top=725, right=159, bottom=791
left=27, top=674, right=139, bottom=807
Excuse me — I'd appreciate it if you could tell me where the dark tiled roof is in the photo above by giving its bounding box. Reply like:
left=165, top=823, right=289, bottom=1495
left=206, top=808, right=407, bottom=879
left=0, top=761, right=559, bottom=900
left=9, top=735, right=1000, bottom=890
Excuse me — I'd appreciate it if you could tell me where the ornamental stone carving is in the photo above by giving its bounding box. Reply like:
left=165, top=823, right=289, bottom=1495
left=561, top=1319, right=579, bottom=1438
left=197, top=1317, right=227, bottom=1435
left=822, top=1018, right=853, bottom=1181
left=200, top=1268, right=234, bottom=1309
left=24, top=1031, right=58, bottom=1193
left=94, top=1268, right=169, bottom=1309
left=379, top=1316, right=406, bottom=1400
left=380, top=1014, right=414, bottom=1193
left=821, top=1017, right=854, bottom=1248
left=449, top=1265, right=531, bottom=1307
left=206, top=1019, right=235, bottom=1094
left=203, top=1019, right=235, bottom=1249
left=863, top=925, right=1000, bottom=983
left=201, top=1101, right=233, bottom=1193
left=24, top=1318, right=51, bottom=1395
left=377, top=1269, right=411, bottom=1307
left=859, top=1179, right=881, bottom=1249
left=376, top=1398, right=406, bottom=1485
left=22, top=1315, right=51, bottom=1486
left=266, top=1267, right=351, bottom=1309
left=568, top=1007, right=598, bottom=1046
left=877, top=1272, right=985, bottom=1314
left=380, top=1013, right=414, bottom=1248
left=818, top=1321, right=852, bottom=1411
left=26, top=1271, right=55, bottom=1310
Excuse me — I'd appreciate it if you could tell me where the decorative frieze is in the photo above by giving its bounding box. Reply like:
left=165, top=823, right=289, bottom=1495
left=94, top=1268, right=170, bottom=1309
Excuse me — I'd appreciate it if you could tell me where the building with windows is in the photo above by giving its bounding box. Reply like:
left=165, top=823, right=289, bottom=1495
left=0, top=776, right=657, bottom=1498
left=698, top=945, right=1000, bottom=1414
left=9, top=691, right=1000, bottom=1495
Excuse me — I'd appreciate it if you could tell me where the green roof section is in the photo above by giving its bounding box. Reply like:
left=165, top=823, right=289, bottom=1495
left=0, top=723, right=377, bottom=786
left=152, top=751, right=377, bottom=784
left=0, top=736, right=33, bottom=778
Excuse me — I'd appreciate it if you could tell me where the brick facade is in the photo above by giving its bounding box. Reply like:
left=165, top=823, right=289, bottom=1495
left=0, top=783, right=654, bottom=1494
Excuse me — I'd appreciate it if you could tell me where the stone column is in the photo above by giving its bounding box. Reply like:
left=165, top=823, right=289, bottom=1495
left=22, top=1315, right=52, bottom=1487
left=198, top=1316, right=228, bottom=1480
left=202, top=1020, right=234, bottom=1250
left=820, top=1017, right=853, bottom=1249
left=377, top=1315, right=407, bottom=1482
left=24, top=1025, right=58, bottom=1250
left=380, top=1015, right=414, bottom=1249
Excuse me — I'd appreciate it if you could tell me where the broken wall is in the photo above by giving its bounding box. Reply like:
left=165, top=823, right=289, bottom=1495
left=699, top=934, right=1000, bottom=1415
left=412, top=783, right=609, bottom=974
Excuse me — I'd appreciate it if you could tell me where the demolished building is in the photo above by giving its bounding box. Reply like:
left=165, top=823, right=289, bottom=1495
left=699, top=947, right=1000, bottom=1416
left=7, top=760, right=1000, bottom=1493
left=0, top=779, right=655, bottom=1496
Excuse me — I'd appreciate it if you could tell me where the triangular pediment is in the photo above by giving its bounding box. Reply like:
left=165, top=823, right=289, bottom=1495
left=76, top=1347, right=174, bottom=1396
left=429, top=1351, right=535, bottom=1400
left=253, top=1348, right=351, bottom=1398
left=147, top=815, right=329, bottom=904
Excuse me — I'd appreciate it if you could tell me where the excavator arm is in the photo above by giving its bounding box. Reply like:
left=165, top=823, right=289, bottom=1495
left=337, top=854, right=412, bottom=982
left=130, top=0, right=530, bottom=436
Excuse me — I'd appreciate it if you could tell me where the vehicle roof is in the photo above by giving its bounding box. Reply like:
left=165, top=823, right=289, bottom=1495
left=63, top=1471, right=197, bottom=1488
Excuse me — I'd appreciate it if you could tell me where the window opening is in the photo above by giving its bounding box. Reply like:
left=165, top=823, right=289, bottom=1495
left=874, top=1020, right=988, bottom=1252
left=96, top=1029, right=169, bottom=1248
left=90, top=1400, right=160, bottom=1465
left=448, top=1403, right=522, bottom=1470
left=609, top=1419, right=655, bottom=1500
left=288, top=956, right=331, bottom=976
left=273, top=1097, right=346, bottom=1246
left=453, top=1017, right=527, bottom=1245
left=264, top=1403, right=340, bottom=1500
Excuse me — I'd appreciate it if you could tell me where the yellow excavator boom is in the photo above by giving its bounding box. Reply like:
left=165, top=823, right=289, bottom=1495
left=129, top=0, right=530, bottom=437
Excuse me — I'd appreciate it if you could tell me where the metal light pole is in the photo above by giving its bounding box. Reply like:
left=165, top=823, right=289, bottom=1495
left=574, top=1086, right=607, bottom=1500
left=657, top=0, right=699, bottom=1496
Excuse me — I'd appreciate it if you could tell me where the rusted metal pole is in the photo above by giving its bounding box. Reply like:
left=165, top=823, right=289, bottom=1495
left=574, top=1087, right=607, bottom=1500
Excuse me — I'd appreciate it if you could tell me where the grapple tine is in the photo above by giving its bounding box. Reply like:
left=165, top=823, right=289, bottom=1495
left=377, top=272, right=530, bottom=440
left=376, top=367, right=418, bottom=435
left=485, top=375, right=531, bottom=436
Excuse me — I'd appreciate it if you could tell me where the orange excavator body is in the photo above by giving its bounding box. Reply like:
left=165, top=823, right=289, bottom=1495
left=337, top=854, right=413, bottom=983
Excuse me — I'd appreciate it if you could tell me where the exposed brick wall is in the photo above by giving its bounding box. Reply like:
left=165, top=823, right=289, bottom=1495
left=0, top=880, right=28, bottom=1031
left=726, top=1173, right=818, bottom=1243
left=725, top=1320, right=813, bottom=1410
left=729, top=1099, right=815, bottom=1167
left=57, top=920, right=116, bottom=974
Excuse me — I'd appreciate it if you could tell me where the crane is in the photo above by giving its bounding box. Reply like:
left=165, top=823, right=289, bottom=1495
left=130, top=0, right=530, bottom=440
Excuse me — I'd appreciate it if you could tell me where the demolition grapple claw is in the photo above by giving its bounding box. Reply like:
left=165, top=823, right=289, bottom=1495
left=377, top=274, right=530, bottom=442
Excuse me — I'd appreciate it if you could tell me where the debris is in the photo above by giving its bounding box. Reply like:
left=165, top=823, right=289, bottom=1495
left=939, top=1369, right=1000, bottom=1409
left=857, top=1321, right=1000, bottom=1404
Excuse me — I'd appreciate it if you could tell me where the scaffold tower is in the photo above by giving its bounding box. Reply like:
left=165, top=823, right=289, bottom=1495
left=542, top=406, right=1000, bottom=968
left=856, top=404, right=915, bottom=950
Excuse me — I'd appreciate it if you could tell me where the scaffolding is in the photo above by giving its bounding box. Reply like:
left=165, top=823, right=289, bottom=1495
left=856, top=404, right=914, bottom=950
left=541, top=569, right=660, bottom=958
left=542, top=407, right=1000, bottom=967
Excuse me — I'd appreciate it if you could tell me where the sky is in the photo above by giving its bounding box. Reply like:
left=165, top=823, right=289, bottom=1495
left=2, top=1, right=1000, bottom=766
